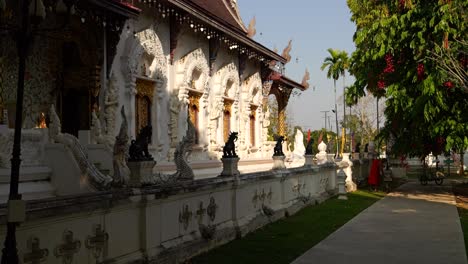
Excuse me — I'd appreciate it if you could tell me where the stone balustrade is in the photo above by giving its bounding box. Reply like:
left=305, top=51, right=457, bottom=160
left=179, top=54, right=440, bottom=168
left=0, top=165, right=337, bottom=264
left=0, top=128, right=49, bottom=169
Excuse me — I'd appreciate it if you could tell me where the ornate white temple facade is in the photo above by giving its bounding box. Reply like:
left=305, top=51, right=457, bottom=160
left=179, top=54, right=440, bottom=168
left=0, top=0, right=308, bottom=198
left=0, top=3, right=333, bottom=263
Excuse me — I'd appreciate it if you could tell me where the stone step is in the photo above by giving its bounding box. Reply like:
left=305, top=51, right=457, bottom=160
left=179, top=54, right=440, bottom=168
left=0, top=181, right=56, bottom=203
left=0, top=166, right=52, bottom=183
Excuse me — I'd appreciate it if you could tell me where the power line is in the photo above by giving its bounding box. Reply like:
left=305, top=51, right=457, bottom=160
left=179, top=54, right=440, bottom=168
left=320, top=111, right=330, bottom=130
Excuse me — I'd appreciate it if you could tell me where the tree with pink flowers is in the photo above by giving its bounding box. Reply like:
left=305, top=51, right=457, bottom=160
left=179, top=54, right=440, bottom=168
left=347, top=0, right=467, bottom=173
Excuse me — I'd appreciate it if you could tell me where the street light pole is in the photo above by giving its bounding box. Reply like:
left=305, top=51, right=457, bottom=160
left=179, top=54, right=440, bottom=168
left=2, top=1, right=30, bottom=263
left=332, top=107, right=339, bottom=158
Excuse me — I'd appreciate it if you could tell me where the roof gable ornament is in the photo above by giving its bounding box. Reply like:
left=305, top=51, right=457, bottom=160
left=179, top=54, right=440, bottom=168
left=282, top=39, right=293, bottom=63
left=269, top=47, right=279, bottom=67
left=222, top=0, right=247, bottom=32
left=247, top=16, right=256, bottom=38
left=302, top=68, right=310, bottom=90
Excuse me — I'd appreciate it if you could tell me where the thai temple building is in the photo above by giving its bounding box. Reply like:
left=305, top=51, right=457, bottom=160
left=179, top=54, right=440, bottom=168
left=0, top=1, right=327, bottom=263
left=0, top=0, right=308, bottom=195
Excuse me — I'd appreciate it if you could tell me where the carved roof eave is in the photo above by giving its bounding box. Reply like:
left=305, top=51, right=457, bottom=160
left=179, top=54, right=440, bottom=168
left=167, top=0, right=287, bottom=64
left=274, top=75, right=307, bottom=91
left=89, top=0, right=141, bottom=19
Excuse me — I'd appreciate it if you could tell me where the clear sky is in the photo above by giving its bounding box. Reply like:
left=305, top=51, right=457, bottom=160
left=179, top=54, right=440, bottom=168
left=238, top=0, right=356, bottom=132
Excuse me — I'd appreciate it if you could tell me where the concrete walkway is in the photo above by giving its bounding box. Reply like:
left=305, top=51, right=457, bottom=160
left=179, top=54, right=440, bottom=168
left=292, top=182, right=467, bottom=264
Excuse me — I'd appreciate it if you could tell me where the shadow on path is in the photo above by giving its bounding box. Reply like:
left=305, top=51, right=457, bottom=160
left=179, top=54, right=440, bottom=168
left=292, top=182, right=467, bottom=264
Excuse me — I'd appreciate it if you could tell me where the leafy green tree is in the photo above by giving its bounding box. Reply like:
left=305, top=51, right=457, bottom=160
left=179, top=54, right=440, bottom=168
left=347, top=0, right=468, bottom=173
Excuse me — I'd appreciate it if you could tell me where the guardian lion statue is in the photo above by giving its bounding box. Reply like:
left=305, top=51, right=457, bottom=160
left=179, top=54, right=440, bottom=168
left=273, top=135, right=285, bottom=156
left=223, top=132, right=238, bottom=158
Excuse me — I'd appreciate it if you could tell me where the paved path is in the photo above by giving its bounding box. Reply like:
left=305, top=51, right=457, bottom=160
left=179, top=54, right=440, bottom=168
left=292, top=182, right=467, bottom=264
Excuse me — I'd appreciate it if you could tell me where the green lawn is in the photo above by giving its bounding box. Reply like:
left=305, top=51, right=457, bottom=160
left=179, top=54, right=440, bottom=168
left=189, top=190, right=385, bottom=264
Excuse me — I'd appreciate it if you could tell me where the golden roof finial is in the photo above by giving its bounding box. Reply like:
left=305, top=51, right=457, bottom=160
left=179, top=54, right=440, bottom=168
left=302, top=68, right=310, bottom=89
left=282, top=39, right=293, bottom=63
left=247, top=16, right=256, bottom=38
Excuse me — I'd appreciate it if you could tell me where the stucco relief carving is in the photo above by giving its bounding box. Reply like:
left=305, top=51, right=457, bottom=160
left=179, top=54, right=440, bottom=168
left=85, top=224, right=109, bottom=261
left=177, top=48, right=210, bottom=100
left=179, top=204, right=193, bottom=230
left=121, top=26, right=167, bottom=94
left=0, top=129, right=47, bottom=168
left=54, top=230, right=81, bottom=264
left=209, top=63, right=240, bottom=147
left=169, top=93, right=181, bottom=147
left=240, top=73, right=262, bottom=151
left=103, top=74, right=119, bottom=137
left=173, top=48, right=210, bottom=152
left=23, top=236, right=49, bottom=264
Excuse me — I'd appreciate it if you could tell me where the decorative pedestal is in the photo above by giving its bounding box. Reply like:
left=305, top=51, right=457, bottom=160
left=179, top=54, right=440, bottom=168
left=342, top=153, right=357, bottom=192
left=220, top=157, right=240, bottom=177
left=272, top=155, right=286, bottom=170
left=128, top=160, right=156, bottom=187
left=315, top=153, right=328, bottom=165
left=304, top=155, right=315, bottom=166
left=336, top=161, right=349, bottom=200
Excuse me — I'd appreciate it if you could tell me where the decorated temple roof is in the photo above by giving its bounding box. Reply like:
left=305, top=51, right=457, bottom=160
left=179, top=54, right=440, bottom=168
left=181, top=0, right=247, bottom=35
left=164, top=0, right=286, bottom=63
left=277, top=75, right=307, bottom=91
left=94, top=0, right=141, bottom=18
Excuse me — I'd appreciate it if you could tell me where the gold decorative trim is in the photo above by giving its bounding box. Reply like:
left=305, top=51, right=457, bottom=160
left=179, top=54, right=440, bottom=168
left=188, top=90, right=202, bottom=109
left=223, top=98, right=234, bottom=112
left=136, top=78, right=155, bottom=103
left=250, top=104, right=258, bottom=118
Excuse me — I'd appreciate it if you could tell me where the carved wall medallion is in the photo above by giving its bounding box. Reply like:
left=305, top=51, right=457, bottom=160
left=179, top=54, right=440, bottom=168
left=85, top=224, right=109, bottom=260
left=54, top=230, right=81, bottom=264
left=293, top=182, right=306, bottom=194
left=320, top=176, right=329, bottom=191
left=179, top=204, right=193, bottom=230
left=24, top=236, right=49, bottom=264
left=206, top=197, right=218, bottom=222
left=196, top=201, right=206, bottom=224
left=259, top=189, right=266, bottom=203
left=252, top=189, right=259, bottom=208
left=267, top=187, right=273, bottom=203
left=252, top=187, right=273, bottom=208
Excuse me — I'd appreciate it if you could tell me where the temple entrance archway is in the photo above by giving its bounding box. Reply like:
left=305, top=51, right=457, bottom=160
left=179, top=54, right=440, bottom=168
left=58, top=41, right=94, bottom=136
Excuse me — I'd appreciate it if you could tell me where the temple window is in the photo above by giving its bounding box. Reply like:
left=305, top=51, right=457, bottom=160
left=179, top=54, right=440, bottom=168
left=135, top=78, right=154, bottom=141
left=223, top=99, right=233, bottom=142
left=188, top=90, right=202, bottom=144
left=250, top=105, right=258, bottom=146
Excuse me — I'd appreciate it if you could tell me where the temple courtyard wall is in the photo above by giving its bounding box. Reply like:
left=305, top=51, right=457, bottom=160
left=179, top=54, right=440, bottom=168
left=0, top=165, right=337, bottom=264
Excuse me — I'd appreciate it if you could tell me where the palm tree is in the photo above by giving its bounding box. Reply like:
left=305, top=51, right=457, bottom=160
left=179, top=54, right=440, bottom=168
left=321, top=48, right=342, bottom=157
left=338, top=51, right=350, bottom=152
